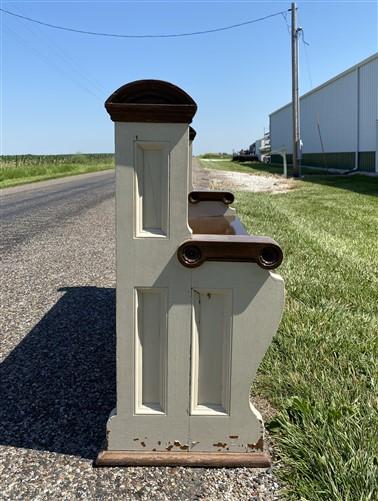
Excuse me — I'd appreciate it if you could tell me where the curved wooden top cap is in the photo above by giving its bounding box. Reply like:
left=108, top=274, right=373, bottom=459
left=189, top=126, right=197, bottom=141
left=105, top=79, right=197, bottom=123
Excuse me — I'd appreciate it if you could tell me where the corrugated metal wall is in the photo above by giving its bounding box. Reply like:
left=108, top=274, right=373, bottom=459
left=359, top=57, right=378, bottom=152
left=270, top=105, right=292, bottom=153
left=301, top=70, right=357, bottom=154
left=270, top=54, right=378, bottom=171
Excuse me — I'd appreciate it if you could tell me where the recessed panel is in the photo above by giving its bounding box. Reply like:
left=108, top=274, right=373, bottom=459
left=135, top=288, right=167, bottom=414
left=191, top=289, right=232, bottom=415
left=135, top=142, right=169, bottom=237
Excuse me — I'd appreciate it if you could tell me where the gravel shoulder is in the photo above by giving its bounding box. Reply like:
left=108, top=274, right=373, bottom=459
left=0, top=173, right=281, bottom=500
left=194, top=159, right=294, bottom=193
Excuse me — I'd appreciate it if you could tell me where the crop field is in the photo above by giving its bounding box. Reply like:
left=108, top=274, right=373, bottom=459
left=0, top=154, right=114, bottom=188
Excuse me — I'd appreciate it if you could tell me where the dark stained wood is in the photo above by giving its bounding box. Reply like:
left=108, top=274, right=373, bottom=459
left=189, top=126, right=197, bottom=141
left=106, top=103, right=196, bottom=123
left=188, top=191, right=234, bottom=205
left=95, top=450, right=271, bottom=468
left=105, top=80, right=197, bottom=123
left=177, top=235, right=283, bottom=270
left=188, top=215, right=248, bottom=235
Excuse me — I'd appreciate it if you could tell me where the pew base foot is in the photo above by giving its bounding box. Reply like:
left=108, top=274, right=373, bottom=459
left=95, top=450, right=271, bottom=468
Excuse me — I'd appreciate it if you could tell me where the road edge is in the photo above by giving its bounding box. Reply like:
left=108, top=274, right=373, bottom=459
left=1, top=169, right=114, bottom=196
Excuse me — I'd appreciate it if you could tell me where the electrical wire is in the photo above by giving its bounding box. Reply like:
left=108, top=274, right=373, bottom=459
left=281, top=11, right=291, bottom=36
left=1, top=7, right=289, bottom=39
left=4, top=24, right=103, bottom=102
left=7, top=6, right=107, bottom=95
left=300, top=29, right=313, bottom=88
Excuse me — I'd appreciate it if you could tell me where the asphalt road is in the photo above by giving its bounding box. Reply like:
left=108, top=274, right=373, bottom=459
left=1, top=171, right=115, bottom=253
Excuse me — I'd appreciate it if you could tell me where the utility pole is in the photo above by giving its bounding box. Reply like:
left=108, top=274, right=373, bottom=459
left=291, top=2, right=301, bottom=178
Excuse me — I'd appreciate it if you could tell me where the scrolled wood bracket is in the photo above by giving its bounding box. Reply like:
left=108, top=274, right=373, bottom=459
left=177, top=236, right=283, bottom=270
left=188, top=191, right=235, bottom=205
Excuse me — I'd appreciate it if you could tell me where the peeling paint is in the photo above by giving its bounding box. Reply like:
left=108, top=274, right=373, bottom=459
left=166, top=444, right=174, bottom=451
left=168, top=440, right=190, bottom=450
left=213, top=442, right=227, bottom=448
left=133, top=438, right=139, bottom=441
left=140, top=441, right=146, bottom=447
left=229, top=435, right=239, bottom=439
left=247, top=438, right=264, bottom=451
left=157, top=441, right=161, bottom=445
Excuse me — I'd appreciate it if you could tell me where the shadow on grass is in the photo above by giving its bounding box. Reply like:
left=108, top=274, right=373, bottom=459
left=239, top=162, right=288, bottom=176
left=301, top=174, right=378, bottom=196
left=0, top=286, right=116, bottom=459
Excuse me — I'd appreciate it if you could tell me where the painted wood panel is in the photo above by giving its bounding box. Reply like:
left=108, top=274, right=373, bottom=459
left=135, top=288, right=167, bottom=414
left=135, top=142, right=169, bottom=237
left=191, top=289, right=232, bottom=415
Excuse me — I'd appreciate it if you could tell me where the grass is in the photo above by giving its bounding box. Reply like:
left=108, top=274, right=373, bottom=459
left=235, top=175, right=378, bottom=500
left=199, top=157, right=332, bottom=176
left=0, top=154, right=114, bottom=188
left=199, top=152, right=232, bottom=159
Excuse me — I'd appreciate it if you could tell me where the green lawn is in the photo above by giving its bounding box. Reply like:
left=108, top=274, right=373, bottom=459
left=199, top=158, right=331, bottom=176
left=236, top=175, right=378, bottom=500
left=0, top=154, right=114, bottom=188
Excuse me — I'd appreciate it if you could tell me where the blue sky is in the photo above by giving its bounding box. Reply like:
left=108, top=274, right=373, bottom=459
left=1, top=0, right=377, bottom=155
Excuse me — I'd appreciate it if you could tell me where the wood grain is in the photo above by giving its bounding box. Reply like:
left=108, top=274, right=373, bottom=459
left=95, top=450, right=271, bottom=468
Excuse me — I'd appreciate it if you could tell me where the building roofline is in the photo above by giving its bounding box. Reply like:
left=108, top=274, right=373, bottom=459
left=269, top=52, right=378, bottom=117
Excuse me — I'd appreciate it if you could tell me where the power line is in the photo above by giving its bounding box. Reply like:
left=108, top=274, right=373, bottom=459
left=8, top=6, right=107, bottom=95
left=4, top=24, right=103, bottom=102
left=281, top=11, right=291, bottom=36
left=299, top=28, right=313, bottom=88
left=1, top=7, right=289, bottom=39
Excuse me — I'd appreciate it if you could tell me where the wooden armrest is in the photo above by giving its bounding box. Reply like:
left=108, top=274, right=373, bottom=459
left=177, top=235, right=283, bottom=270
left=189, top=215, right=248, bottom=235
left=188, top=191, right=234, bottom=205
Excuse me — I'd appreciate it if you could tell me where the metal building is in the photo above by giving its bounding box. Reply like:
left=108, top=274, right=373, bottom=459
left=270, top=53, right=378, bottom=172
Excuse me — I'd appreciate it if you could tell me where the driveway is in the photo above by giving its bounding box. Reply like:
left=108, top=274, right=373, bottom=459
left=193, top=158, right=294, bottom=193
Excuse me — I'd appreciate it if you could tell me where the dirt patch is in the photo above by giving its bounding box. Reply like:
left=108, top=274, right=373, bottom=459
left=193, top=158, right=295, bottom=194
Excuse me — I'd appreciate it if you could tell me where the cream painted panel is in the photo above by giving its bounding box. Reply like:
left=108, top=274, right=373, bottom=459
left=105, top=119, right=284, bottom=456
left=106, top=123, right=193, bottom=452
left=191, top=289, right=232, bottom=415
left=188, top=262, right=284, bottom=453
left=135, top=288, right=167, bottom=414
left=135, top=142, right=169, bottom=237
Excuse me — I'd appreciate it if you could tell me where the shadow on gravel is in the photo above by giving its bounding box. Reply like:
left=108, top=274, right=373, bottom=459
left=0, top=286, right=116, bottom=459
